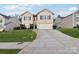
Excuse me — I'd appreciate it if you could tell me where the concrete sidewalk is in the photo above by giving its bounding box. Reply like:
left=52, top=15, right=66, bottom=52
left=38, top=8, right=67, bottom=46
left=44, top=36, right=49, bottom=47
left=0, top=42, right=31, bottom=49
left=19, top=29, right=79, bottom=54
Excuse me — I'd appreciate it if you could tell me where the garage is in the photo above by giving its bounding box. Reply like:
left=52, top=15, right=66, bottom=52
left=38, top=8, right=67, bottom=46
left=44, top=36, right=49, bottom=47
left=37, top=24, right=53, bottom=29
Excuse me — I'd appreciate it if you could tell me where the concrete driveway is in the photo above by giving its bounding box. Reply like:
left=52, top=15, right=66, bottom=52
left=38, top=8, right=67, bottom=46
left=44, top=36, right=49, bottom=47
left=19, top=29, right=79, bottom=54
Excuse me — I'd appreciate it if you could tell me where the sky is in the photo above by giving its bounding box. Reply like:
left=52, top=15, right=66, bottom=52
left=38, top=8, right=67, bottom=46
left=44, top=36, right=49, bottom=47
left=0, top=4, right=78, bottom=17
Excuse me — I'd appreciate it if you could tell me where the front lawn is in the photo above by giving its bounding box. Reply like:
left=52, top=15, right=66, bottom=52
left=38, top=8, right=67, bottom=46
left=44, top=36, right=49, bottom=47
left=59, top=28, right=79, bottom=38
left=0, top=49, right=21, bottom=54
left=0, top=30, right=37, bottom=42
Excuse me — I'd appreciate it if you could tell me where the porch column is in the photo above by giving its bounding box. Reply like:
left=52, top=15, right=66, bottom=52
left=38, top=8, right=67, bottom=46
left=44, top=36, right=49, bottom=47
left=33, top=17, right=36, bottom=29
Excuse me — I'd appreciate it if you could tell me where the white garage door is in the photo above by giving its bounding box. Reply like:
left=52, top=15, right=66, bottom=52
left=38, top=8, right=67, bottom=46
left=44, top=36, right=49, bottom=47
left=37, top=24, right=53, bottom=29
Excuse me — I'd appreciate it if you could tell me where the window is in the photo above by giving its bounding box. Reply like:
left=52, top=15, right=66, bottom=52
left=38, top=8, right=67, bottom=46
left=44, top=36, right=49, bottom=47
left=46, top=16, right=51, bottom=20
left=40, top=15, right=51, bottom=20
left=40, top=16, right=43, bottom=19
left=76, top=14, right=79, bottom=22
left=24, top=16, right=31, bottom=20
left=77, top=17, right=79, bottom=22
left=44, top=16, right=46, bottom=19
left=24, top=16, right=25, bottom=20
left=76, top=14, right=79, bottom=17
left=0, top=19, right=2, bottom=23
left=28, top=16, right=31, bottom=20
left=76, top=17, right=79, bottom=19
left=40, top=16, right=44, bottom=20
left=48, top=16, right=51, bottom=19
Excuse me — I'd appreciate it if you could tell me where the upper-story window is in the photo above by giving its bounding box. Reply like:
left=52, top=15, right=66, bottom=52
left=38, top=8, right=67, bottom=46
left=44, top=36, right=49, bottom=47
left=28, top=16, right=31, bottom=20
left=76, top=14, right=79, bottom=21
left=24, top=16, right=31, bottom=20
left=24, top=16, right=25, bottom=20
left=0, top=19, right=2, bottom=23
left=40, top=16, right=46, bottom=20
left=47, top=16, right=51, bottom=19
left=40, top=15, right=51, bottom=20
left=40, top=16, right=43, bottom=20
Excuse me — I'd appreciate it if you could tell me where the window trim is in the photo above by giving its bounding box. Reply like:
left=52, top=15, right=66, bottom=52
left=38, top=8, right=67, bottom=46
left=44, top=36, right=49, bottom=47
left=24, top=16, right=25, bottom=20
left=24, top=16, right=31, bottom=20
left=0, top=19, right=2, bottom=23
left=40, top=15, right=51, bottom=20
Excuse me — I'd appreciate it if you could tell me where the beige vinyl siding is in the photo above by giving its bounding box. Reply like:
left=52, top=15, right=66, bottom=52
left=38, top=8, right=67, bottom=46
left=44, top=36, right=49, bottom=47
left=62, top=15, right=73, bottom=28
left=22, top=12, right=33, bottom=25
left=37, top=10, right=53, bottom=24
left=21, top=12, right=33, bottom=28
left=74, top=12, right=79, bottom=27
left=37, top=9, right=54, bottom=29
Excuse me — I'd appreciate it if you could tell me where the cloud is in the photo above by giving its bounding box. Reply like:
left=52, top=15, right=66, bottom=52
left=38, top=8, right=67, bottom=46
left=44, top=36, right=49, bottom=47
left=68, top=7, right=78, bottom=12
left=58, top=11, right=73, bottom=17
left=1, top=4, right=42, bottom=16
left=3, top=8, right=32, bottom=16
left=2, top=5, right=78, bottom=17
left=3, top=4, right=40, bottom=10
left=58, top=7, right=78, bottom=17
left=3, top=5, right=18, bottom=10
left=2, top=5, right=33, bottom=16
left=4, top=11, right=22, bottom=15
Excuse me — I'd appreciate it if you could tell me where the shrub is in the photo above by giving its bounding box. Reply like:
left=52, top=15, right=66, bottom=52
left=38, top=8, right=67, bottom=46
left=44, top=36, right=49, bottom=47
left=73, top=25, right=79, bottom=28
left=30, top=24, right=33, bottom=29
left=14, top=27, right=20, bottom=30
left=20, top=24, right=26, bottom=29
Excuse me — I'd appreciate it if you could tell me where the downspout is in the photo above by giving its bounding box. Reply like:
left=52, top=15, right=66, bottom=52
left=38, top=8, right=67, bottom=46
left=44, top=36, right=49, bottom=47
left=72, top=13, right=75, bottom=27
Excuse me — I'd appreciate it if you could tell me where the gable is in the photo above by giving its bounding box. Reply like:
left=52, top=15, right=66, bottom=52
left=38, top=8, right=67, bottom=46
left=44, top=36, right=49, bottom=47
left=37, top=9, right=54, bottom=16
left=21, top=11, right=33, bottom=16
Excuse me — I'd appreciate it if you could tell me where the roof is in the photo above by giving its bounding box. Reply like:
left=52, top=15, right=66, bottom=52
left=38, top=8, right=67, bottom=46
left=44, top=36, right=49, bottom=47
left=74, top=10, right=79, bottom=14
left=21, top=11, right=33, bottom=16
left=36, top=9, right=54, bottom=15
left=62, top=10, right=79, bottom=19
left=57, top=15, right=64, bottom=19
left=0, top=13, right=11, bottom=19
left=62, top=14, right=73, bottom=19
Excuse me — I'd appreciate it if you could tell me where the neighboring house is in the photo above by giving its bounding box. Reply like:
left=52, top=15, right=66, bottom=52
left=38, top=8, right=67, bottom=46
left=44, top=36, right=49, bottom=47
left=21, top=9, right=54, bottom=29
left=7, top=17, right=21, bottom=31
left=21, top=11, right=34, bottom=28
left=60, top=10, right=79, bottom=28
left=54, top=10, right=79, bottom=28
left=0, top=13, right=20, bottom=31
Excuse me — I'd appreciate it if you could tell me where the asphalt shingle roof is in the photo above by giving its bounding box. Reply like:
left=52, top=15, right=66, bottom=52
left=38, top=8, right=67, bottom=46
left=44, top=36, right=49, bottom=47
left=0, top=13, right=11, bottom=19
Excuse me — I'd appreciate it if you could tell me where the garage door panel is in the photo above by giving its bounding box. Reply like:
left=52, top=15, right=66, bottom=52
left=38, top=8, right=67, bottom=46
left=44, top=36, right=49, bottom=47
left=37, top=24, right=53, bottom=29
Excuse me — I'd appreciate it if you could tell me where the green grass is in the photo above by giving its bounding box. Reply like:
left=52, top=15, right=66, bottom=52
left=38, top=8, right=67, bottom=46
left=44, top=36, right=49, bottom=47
left=0, top=29, right=37, bottom=42
left=0, top=49, right=21, bottom=54
left=59, top=28, right=79, bottom=38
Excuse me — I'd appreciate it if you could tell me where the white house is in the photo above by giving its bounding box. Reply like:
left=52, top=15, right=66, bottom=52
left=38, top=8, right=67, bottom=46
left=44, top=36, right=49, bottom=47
left=21, top=11, right=34, bottom=28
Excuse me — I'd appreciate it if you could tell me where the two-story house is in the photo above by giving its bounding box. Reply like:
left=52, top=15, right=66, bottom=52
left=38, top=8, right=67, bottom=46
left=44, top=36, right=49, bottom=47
left=60, top=10, right=79, bottom=28
left=21, top=9, right=54, bottom=29
left=21, top=11, right=33, bottom=28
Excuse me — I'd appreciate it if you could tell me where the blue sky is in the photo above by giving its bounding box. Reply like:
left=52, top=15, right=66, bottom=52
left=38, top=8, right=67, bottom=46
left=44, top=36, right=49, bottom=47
left=0, top=4, right=78, bottom=17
